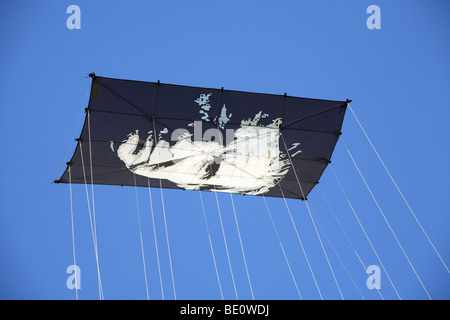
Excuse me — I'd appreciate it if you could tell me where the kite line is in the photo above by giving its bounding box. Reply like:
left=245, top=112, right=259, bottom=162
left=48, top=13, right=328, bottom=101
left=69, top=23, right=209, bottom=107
left=348, top=103, right=449, bottom=274
left=281, top=134, right=344, bottom=300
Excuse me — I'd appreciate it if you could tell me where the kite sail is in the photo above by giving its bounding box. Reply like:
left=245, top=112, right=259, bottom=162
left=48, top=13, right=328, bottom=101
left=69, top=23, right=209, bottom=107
left=57, top=74, right=348, bottom=200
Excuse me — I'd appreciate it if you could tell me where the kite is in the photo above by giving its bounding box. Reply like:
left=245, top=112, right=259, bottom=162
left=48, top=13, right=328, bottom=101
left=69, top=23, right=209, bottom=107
left=56, top=74, right=349, bottom=200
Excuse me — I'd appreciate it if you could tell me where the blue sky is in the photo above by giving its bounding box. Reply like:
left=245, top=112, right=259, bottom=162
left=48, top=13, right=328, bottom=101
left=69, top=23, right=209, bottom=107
left=0, top=0, right=449, bottom=300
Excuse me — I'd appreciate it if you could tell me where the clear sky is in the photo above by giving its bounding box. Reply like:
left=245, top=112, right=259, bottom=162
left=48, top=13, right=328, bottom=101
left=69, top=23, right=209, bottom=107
left=0, top=0, right=449, bottom=300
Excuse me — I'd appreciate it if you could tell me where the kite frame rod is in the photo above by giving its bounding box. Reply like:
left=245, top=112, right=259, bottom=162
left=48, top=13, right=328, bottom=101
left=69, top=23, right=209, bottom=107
left=85, top=99, right=346, bottom=138
left=280, top=103, right=347, bottom=131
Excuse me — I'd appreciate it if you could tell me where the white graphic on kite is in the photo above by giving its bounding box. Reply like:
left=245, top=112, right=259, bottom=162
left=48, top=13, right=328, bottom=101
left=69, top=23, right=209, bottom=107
left=116, top=93, right=302, bottom=195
